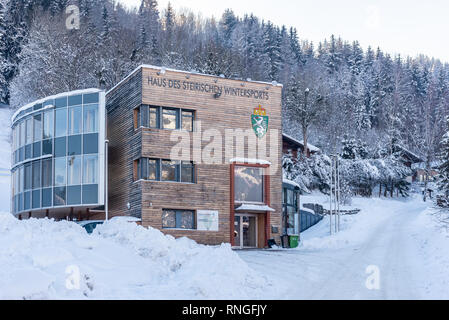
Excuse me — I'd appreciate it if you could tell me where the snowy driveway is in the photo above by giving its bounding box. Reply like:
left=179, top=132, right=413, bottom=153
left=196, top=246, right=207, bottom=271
left=239, top=196, right=448, bottom=300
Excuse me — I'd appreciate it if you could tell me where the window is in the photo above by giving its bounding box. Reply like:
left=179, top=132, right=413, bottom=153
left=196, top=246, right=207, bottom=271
left=149, top=107, right=158, bottom=128
left=33, top=114, right=42, bottom=142
left=162, top=210, right=195, bottom=229
left=55, top=109, right=67, bottom=137
left=148, top=159, right=159, bottom=180
left=25, top=118, right=33, bottom=145
left=54, top=187, right=66, bottom=206
left=82, top=184, right=98, bottom=204
left=83, top=133, right=98, bottom=154
left=24, top=163, right=32, bottom=191
left=162, top=109, right=177, bottom=130
left=83, top=155, right=98, bottom=184
left=42, top=158, right=52, bottom=188
left=182, top=111, right=194, bottom=132
left=43, top=111, right=53, bottom=139
left=68, top=95, right=82, bottom=106
left=32, top=160, right=41, bottom=189
left=68, top=156, right=81, bottom=185
left=83, top=93, right=99, bottom=104
left=54, top=157, right=67, bottom=186
left=84, top=104, right=98, bottom=133
left=161, top=160, right=178, bottom=182
left=234, top=166, right=264, bottom=203
left=20, top=121, right=25, bottom=147
left=181, top=161, right=194, bottom=183
left=135, top=158, right=194, bottom=183
left=68, top=106, right=82, bottom=135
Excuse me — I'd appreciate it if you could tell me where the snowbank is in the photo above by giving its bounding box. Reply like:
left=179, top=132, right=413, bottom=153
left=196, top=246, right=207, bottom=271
left=0, top=213, right=273, bottom=300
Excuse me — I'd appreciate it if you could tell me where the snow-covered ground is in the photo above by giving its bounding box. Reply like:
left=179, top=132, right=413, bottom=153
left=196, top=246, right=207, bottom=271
left=239, top=194, right=449, bottom=299
left=0, top=214, right=274, bottom=299
left=1, top=193, right=449, bottom=299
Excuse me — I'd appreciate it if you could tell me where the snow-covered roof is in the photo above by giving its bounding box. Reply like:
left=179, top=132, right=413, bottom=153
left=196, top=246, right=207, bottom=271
left=283, top=179, right=300, bottom=189
left=230, top=158, right=272, bottom=165
left=12, top=88, right=103, bottom=122
left=107, top=65, right=283, bottom=95
left=395, top=145, right=423, bottom=163
left=235, top=204, right=276, bottom=212
left=282, top=133, right=321, bottom=153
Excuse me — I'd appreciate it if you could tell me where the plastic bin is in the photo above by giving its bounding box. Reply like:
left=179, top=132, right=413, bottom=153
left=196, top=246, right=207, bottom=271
left=289, top=235, right=299, bottom=248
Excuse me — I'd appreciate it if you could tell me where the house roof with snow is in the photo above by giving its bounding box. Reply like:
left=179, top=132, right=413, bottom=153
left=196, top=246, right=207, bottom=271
left=394, top=145, right=423, bottom=164
left=282, top=133, right=321, bottom=153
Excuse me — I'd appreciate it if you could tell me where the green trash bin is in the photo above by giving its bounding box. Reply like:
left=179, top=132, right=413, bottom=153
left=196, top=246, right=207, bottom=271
left=289, top=235, right=299, bottom=248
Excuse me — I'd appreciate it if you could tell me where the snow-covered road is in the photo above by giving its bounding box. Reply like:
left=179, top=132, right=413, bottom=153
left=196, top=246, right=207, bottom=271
left=239, top=196, right=449, bottom=300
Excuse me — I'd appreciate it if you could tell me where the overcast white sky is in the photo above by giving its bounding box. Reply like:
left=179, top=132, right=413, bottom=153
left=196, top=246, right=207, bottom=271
left=119, top=0, right=449, bottom=63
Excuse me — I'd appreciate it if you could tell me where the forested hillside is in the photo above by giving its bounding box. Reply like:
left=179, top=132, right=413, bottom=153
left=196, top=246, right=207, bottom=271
left=1, top=0, right=449, bottom=170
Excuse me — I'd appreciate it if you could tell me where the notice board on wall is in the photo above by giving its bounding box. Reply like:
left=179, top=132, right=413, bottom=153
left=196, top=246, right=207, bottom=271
left=197, top=210, right=219, bottom=231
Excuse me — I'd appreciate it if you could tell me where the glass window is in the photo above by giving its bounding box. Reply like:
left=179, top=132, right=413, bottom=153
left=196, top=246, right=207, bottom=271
left=82, top=184, right=98, bottom=204
left=26, top=118, right=33, bottom=145
left=24, top=191, right=31, bottom=210
left=55, top=108, right=67, bottom=137
left=42, top=139, right=52, bottom=155
left=24, top=163, right=32, bottom=191
left=68, top=106, right=82, bottom=135
left=42, top=188, right=52, bottom=207
left=84, top=104, right=98, bottom=133
left=54, top=157, right=66, bottom=186
left=68, top=95, right=82, bottom=106
left=162, top=210, right=195, bottom=229
left=20, top=121, right=25, bottom=147
left=149, top=107, right=158, bottom=128
left=55, top=97, right=67, bottom=108
left=42, top=158, right=52, bottom=188
left=68, top=156, right=81, bottom=185
left=33, top=141, right=41, bottom=158
left=162, top=210, right=176, bottom=228
left=161, top=160, right=178, bottom=182
left=43, top=111, right=54, bottom=139
left=32, top=190, right=40, bottom=209
left=68, top=135, right=82, bottom=156
left=19, top=166, right=24, bottom=193
left=67, top=185, right=81, bottom=205
left=54, top=137, right=66, bottom=158
left=234, top=166, right=264, bottom=203
left=83, top=155, right=98, bottom=184
left=54, top=187, right=66, bottom=206
left=83, top=93, right=99, bottom=104
left=162, top=109, right=177, bottom=130
left=181, top=161, right=194, bottom=183
left=33, top=114, right=42, bottom=142
left=25, top=144, right=32, bottom=160
left=182, top=111, right=194, bottom=132
left=148, top=159, right=159, bottom=180
left=83, top=133, right=98, bottom=154
left=32, top=160, right=41, bottom=189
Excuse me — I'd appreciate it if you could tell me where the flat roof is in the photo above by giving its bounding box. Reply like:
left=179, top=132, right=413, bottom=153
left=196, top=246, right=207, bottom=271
left=107, top=64, right=284, bottom=96
left=12, top=88, right=103, bottom=123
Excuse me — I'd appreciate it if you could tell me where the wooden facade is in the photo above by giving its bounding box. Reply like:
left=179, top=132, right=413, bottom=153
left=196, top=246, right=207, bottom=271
left=106, top=66, right=283, bottom=248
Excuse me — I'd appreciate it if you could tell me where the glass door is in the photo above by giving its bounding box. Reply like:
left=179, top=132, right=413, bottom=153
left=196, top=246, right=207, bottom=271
left=234, top=214, right=258, bottom=248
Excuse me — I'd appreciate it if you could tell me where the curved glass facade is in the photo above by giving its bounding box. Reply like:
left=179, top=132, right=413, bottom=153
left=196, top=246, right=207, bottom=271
left=11, top=90, right=105, bottom=215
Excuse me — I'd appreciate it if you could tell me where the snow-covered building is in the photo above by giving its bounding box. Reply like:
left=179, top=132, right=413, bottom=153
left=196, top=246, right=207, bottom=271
left=10, top=89, right=106, bottom=221
left=282, top=133, right=320, bottom=159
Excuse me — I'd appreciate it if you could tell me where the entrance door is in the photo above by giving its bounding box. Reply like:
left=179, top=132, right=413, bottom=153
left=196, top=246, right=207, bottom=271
left=234, top=214, right=258, bottom=248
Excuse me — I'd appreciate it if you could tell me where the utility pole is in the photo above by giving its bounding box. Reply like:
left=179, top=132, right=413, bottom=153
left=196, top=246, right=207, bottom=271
left=105, top=139, right=109, bottom=221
